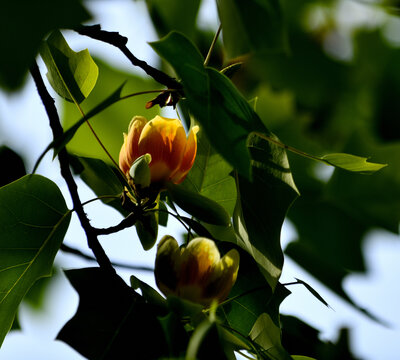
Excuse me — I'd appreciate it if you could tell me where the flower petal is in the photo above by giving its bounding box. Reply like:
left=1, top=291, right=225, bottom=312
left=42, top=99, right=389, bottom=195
left=179, top=238, right=220, bottom=285
left=119, top=116, right=147, bottom=175
left=138, top=116, right=186, bottom=182
left=204, top=248, right=240, bottom=302
left=170, top=125, right=199, bottom=184
left=154, top=235, right=181, bottom=296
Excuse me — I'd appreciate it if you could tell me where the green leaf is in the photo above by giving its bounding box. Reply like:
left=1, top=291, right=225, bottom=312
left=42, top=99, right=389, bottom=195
left=39, top=30, right=98, bottom=104
left=220, top=246, right=274, bottom=336
left=130, top=274, right=166, bottom=308
left=321, top=153, right=387, bottom=174
left=325, top=132, right=400, bottom=233
left=182, top=127, right=237, bottom=216
left=0, top=0, right=90, bottom=91
left=186, top=318, right=215, bottom=360
left=62, top=58, right=160, bottom=163
left=136, top=209, right=159, bottom=251
left=0, top=175, right=71, bottom=345
left=150, top=32, right=264, bottom=179
left=158, top=311, right=189, bottom=358
left=186, top=318, right=235, bottom=360
left=58, top=268, right=168, bottom=359
left=293, top=278, right=330, bottom=309
left=249, top=313, right=292, bottom=360
left=281, top=316, right=359, bottom=359
left=167, top=182, right=231, bottom=226
left=217, top=0, right=287, bottom=59
left=145, top=0, right=201, bottom=39
left=69, top=155, right=127, bottom=216
left=32, top=82, right=126, bottom=173
left=234, top=133, right=299, bottom=289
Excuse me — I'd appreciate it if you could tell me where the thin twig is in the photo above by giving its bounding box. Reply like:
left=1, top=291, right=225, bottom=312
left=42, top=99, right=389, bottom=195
left=93, top=212, right=138, bottom=236
left=60, top=244, right=154, bottom=272
left=75, top=24, right=182, bottom=91
left=30, top=61, right=115, bottom=274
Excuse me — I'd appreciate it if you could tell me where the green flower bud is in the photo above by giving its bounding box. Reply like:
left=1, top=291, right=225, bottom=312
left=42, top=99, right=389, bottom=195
left=129, top=153, right=152, bottom=189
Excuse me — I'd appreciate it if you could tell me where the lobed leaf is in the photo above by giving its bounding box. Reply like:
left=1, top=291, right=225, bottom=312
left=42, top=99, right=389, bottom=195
left=150, top=31, right=264, bottom=179
left=182, top=126, right=237, bottom=216
left=58, top=268, right=168, bottom=359
left=234, top=133, right=299, bottom=289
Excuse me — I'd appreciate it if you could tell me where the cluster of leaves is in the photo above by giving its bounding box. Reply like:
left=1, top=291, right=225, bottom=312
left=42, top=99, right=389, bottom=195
left=1, top=0, right=399, bottom=359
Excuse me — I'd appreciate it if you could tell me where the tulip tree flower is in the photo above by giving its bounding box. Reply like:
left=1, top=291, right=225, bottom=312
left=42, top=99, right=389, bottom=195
left=155, top=236, right=240, bottom=306
left=119, top=115, right=199, bottom=186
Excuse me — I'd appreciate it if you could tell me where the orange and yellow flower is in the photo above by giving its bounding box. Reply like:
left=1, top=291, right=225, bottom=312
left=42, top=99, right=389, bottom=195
left=119, top=115, right=199, bottom=185
left=155, top=236, right=240, bottom=306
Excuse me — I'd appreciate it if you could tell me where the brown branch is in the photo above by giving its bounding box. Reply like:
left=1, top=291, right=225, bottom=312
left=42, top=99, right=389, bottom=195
left=30, top=61, right=115, bottom=274
left=74, top=24, right=182, bottom=91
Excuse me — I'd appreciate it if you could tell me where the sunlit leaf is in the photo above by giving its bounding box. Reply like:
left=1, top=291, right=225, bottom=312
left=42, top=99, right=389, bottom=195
left=234, top=133, right=299, bottom=289
left=62, top=58, right=160, bottom=163
left=32, top=83, right=126, bottom=173
left=40, top=30, right=98, bottom=103
left=321, top=153, right=387, bottom=174
left=182, top=127, right=237, bottom=216
left=0, top=175, right=71, bottom=345
left=220, top=246, right=275, bottom=335
left=249, top=313, right=291, bottom=360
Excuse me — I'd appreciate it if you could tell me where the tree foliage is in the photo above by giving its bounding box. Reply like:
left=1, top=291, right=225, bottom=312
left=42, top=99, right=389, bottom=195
left=1, top=0, right=399, bottom=359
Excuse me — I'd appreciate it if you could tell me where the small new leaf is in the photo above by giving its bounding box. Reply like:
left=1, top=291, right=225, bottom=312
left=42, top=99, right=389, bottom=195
left=321, top=153, right=387, bottom=174
left=40, top=30, right=98, bottom=103
left=294, top=278, right=330, bottom=309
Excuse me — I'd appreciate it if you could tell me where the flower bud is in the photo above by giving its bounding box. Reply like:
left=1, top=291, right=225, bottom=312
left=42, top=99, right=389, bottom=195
left=129, top=154, right=152, bottom=189
left=119, top=115, right=199, bottom=186
left=154, top=236, right=239, bottom=306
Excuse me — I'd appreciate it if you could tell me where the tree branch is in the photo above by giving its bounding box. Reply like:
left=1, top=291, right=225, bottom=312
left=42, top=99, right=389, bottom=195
left=74, top=24, right=182, bottom=91
left=60, top=244, right=154, bottom=272
left=93, top=211, right=138, bottom=236
left=30, top=61, right=115, bottom=274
